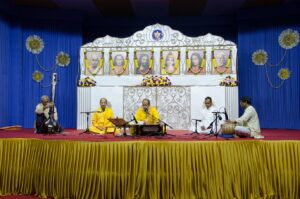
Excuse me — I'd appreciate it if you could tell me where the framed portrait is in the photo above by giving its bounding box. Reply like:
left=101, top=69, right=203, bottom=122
left=212, top=49, right=232, bottom=75
left=109, top=51, right=129, bottom=76
left=134, top=50, right=154, bottom=75
left=186, top=50, right=206, bottom=75
left=84, top=51, right=104, bottom=76
left=160, top=51, right=180, bottom=75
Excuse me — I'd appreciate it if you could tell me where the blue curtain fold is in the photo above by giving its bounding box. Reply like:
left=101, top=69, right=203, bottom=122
left=0, top=15, right=10, bottom=126
left=238, top=24, right=300, bottom=129
left=0, top=16, right=82, bottom=128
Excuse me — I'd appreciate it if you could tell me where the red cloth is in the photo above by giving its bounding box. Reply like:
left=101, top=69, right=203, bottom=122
left=0, top=129, right=300, bottom=142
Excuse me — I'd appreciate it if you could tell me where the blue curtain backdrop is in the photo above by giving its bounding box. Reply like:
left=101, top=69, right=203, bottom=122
left=238, top=24, right=300, bottom=129
left=0, top=15, right=10, bottom=125
left=0, top=16, right=82, bottom=128
left=2, top=13, right=300, bottom=130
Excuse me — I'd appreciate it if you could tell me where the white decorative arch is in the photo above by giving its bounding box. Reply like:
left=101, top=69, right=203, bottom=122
left=79, top=23, right=237, bottom=78
left=82, top=23, right=236, bottom=48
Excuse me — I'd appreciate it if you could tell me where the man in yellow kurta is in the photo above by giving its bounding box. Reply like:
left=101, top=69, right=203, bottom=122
left=89, top=98, right=116, bottom=134
left=135, top=99, right=160, bottom=124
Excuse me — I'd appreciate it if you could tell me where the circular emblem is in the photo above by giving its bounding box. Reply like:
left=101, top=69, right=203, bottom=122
left=152, top=30, right=163, bottom=41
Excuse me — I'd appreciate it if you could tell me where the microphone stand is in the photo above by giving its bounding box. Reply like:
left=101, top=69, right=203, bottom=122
left=146, top=111, right=175, bottom=137
left=159, top=118, right=174, bottom=136
left=118, top=118, right=135, bottom=137
left=212, top=112, right=220, bottom=138
left=186, top=119, right=202, bottom=135
left=199, top=112, right=222, bottom=139
left=79, top=111, right=103, bottom=135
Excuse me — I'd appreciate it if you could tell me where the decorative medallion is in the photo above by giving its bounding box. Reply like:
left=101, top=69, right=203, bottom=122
left=152, top=29, right=163, bottom=41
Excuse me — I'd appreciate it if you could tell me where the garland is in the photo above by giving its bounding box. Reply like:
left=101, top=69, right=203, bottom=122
left=186, top=50, right=206, bottom=74
left=109, top=51, right=128, bottom=76
left=84, top=51, right=104, bottom=76
left=161, top=51, right=180, bottom=75
left=212, top=48, right=231, bottom=74
left=134, top=50, right=154, bottom=75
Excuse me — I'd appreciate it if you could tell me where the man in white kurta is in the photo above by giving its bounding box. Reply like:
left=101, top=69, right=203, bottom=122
left=230, top=96, right=262, bottom=139
left=191, top=97, right=218, bottom=133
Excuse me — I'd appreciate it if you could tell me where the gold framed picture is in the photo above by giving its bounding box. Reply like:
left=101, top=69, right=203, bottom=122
left=186, top=50, right=206, bottom=75
left=160, top=51, right=180, bottom=75
left=134, top=50, right=154, bottom=75
left=84, top=51, right=104, bottom=76
left=109, top=51, right=129, bottom=76
left=212, top=49, right=232, bottom=75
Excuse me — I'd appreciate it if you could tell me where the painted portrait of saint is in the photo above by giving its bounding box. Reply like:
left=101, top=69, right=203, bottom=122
left=85, top=51, right=103, bottom=76
left=187, top=50, right=206, bottom=75
left=212, top=49, right=232, bottom=74
left=161, top=51, right=180, bottom=75
left=110, top=52, right=129, bottom=75
left=135, top=51, right=153, bottom=75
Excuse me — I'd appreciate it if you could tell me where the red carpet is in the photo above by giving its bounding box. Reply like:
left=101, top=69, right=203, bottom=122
left=0, top=128, right=300, bottom=142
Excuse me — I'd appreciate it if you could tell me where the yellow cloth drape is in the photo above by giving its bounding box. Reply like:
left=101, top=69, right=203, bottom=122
left=89, top=107, right=116, bottom=134
left=0, top=139, right=300, bottom=199
left=135, top=107, right=160, bottom=124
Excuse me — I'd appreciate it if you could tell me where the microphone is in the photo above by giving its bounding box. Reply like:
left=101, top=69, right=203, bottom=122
left=101, top=107, right=106, bottom=112
left=132, top=113, right=138, bottom=124
left=144, top=108, right=149, bottom=114
left=192, top=119, right=202, bottom=122
left=207, top=121, right=213, bottom=129
left=224, top=108, right=229, bottom=120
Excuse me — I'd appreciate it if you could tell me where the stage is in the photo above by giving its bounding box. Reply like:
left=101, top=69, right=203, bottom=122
left=0, top=128, right=300, bottom=141
left=0, top=129, right=300, bottom=199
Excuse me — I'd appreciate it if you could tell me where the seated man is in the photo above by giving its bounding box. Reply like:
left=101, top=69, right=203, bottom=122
left=89, top=98, right=116, bottom=134
left=228, top=96, right=262, bottom=139
left=135, top=98, right=160, bottom=125
left=191, top=96, right=217, bottom=133
left=35, top=95, right=63, bottom=133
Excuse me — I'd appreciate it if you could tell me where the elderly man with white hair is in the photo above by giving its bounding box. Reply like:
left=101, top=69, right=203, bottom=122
left=35, top=95, right=62, bottom=133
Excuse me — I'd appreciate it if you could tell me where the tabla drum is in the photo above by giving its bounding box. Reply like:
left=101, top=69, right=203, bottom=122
left=221, top=123, right=236, bottom=134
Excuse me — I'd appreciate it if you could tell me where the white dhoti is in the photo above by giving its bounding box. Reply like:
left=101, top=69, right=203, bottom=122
left=189, top=122, right=211, bottom=134
left=190, top=119, right=224, bottom=134
left=235, top=126, right=264, bottom=139
left=234, top=126, right=251, bottom=137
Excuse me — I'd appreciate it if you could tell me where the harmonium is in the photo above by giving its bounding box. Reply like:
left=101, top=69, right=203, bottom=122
left=129, top=124, right=163, bottom=136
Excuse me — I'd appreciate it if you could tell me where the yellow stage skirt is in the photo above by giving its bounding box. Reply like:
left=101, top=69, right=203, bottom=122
left=0, top=139, right=299, bottom=199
